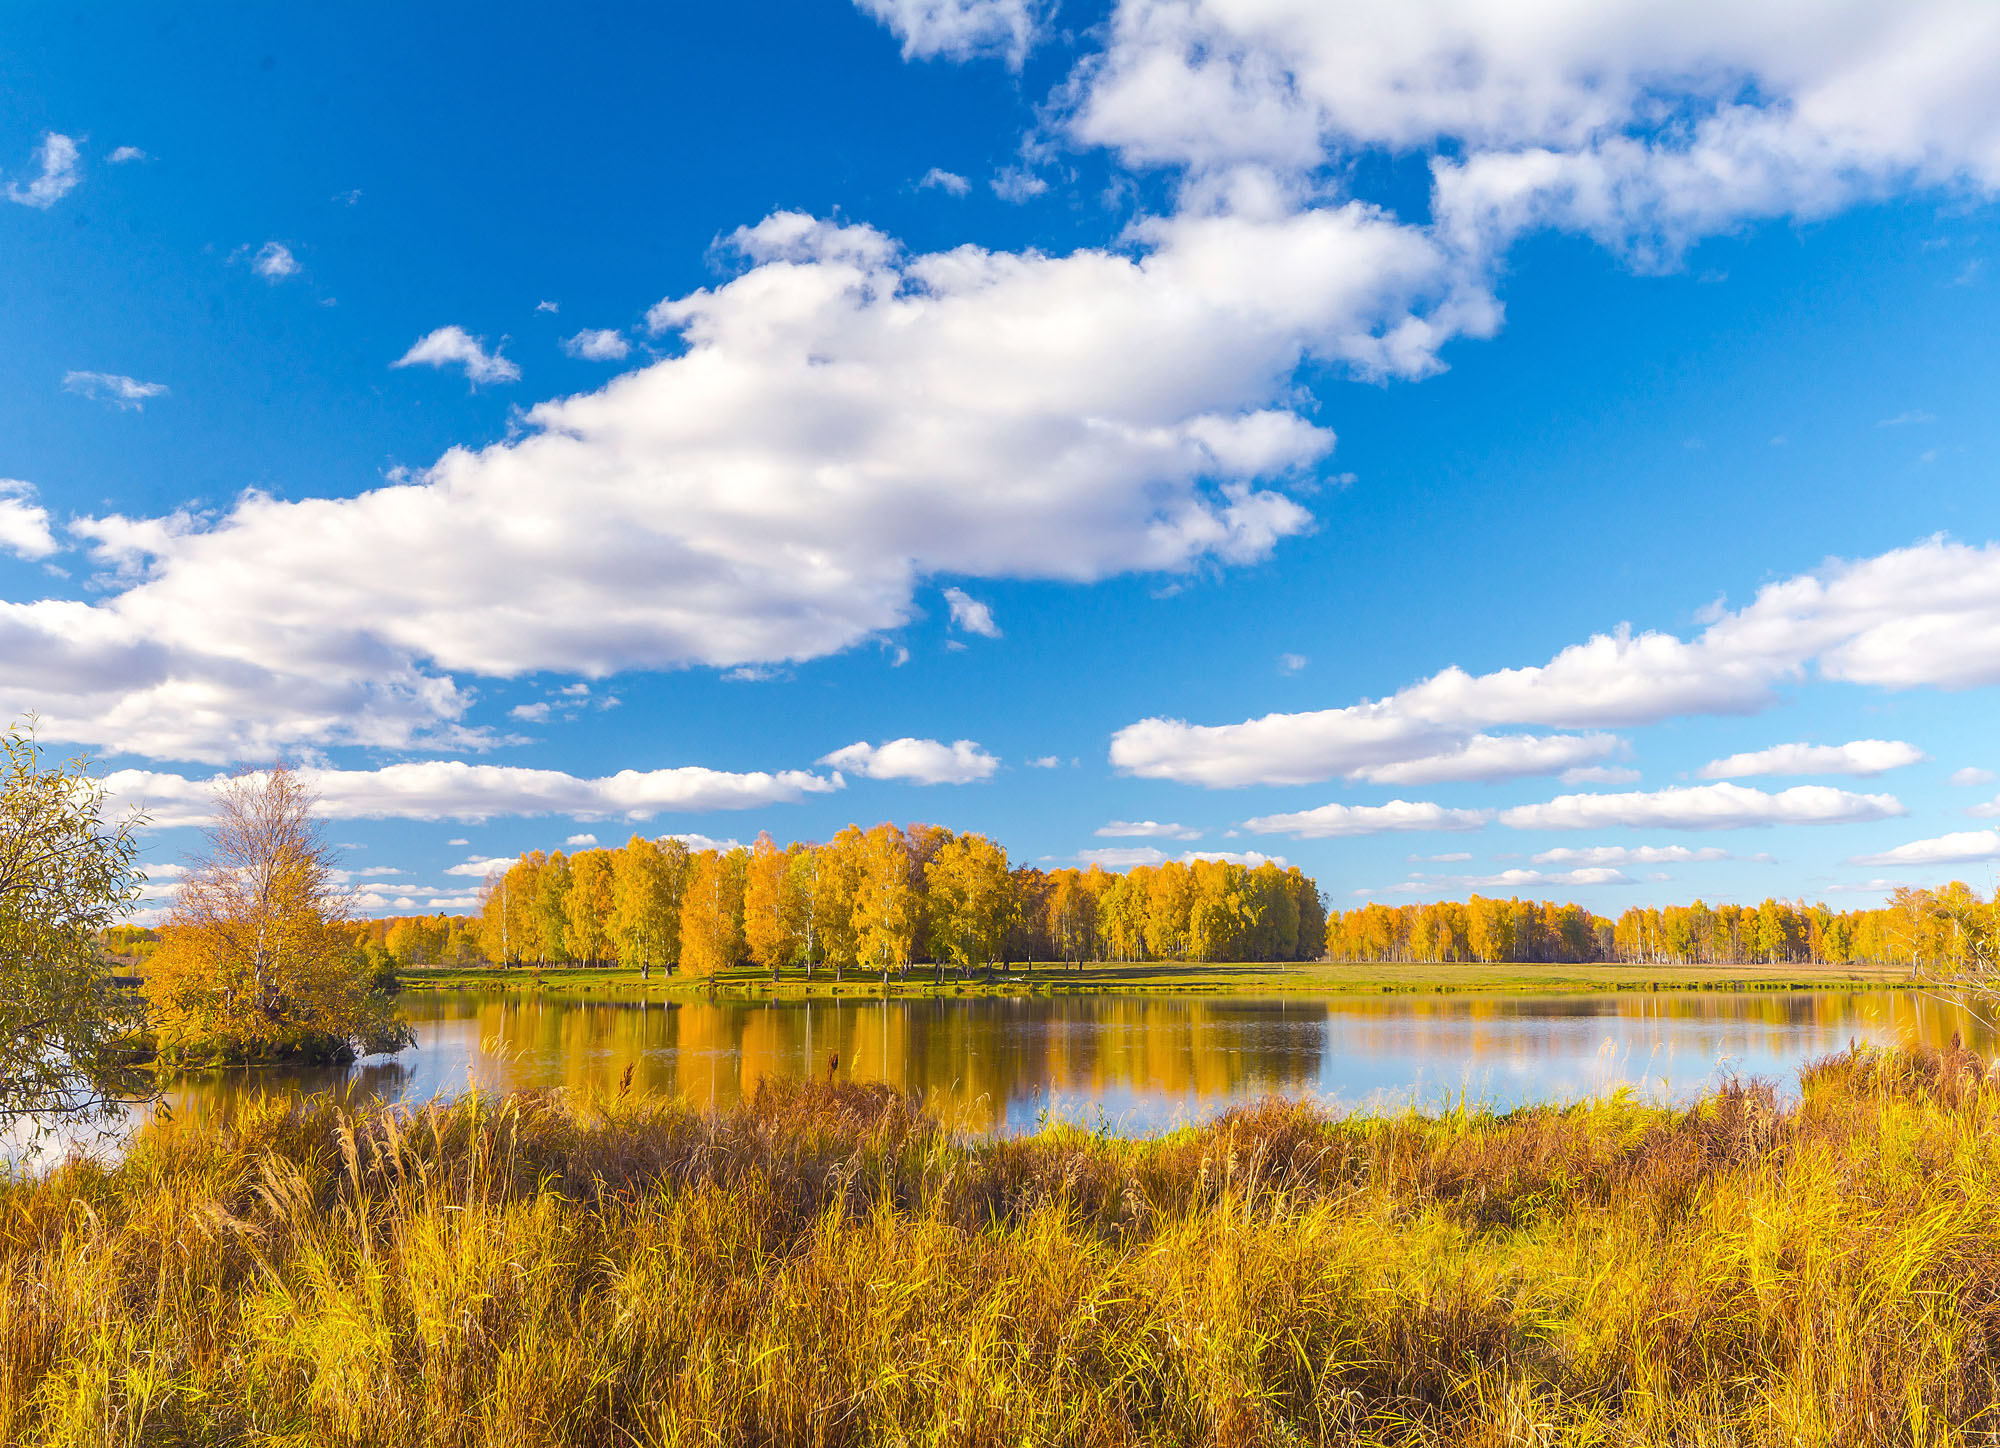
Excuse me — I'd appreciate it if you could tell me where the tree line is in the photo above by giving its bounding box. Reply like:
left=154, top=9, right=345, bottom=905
left=1329, top=883, right=2000, bottom=970
left=468, top=827, right=1329, bottom=979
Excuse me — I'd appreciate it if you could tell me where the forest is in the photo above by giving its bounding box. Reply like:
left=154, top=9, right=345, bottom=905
left=417, top=825, right=1330, bottom=977
left=1328, top=881, right=1997, bottom=971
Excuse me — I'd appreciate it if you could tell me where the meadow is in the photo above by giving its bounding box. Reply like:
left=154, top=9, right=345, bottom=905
left=6, top=1041, right=1999, bottom=1445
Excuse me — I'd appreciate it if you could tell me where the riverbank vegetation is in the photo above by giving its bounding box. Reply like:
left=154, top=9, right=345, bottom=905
left=7, top=1043, right=2000, bottom=1444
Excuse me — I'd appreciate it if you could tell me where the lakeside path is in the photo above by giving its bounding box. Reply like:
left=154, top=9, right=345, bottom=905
left=398, top=958, right=1918, bottom=998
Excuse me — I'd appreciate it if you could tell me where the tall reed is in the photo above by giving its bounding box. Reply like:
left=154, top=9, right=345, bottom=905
left=5, top=1043, right=1999, bottom=1445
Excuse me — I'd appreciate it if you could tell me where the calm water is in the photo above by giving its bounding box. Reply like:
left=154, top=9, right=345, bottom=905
left=145, top=986, right=2000, bottom=1136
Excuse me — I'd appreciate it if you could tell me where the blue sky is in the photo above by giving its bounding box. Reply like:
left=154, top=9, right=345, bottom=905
left=4, top=0, right=2000, bottom=918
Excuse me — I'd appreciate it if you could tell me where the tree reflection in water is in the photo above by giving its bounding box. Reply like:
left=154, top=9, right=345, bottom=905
left=144, top=988, right=1997, bottom=1137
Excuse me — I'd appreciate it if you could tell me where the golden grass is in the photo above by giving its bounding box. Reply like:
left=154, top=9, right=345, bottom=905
left=6, top=1044, right=2000, bottom=1444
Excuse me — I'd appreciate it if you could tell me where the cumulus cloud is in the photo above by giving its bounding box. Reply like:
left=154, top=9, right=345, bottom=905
left=1850, top=830, right=2000, bottom=868
left=1530, top=845, right=1731, bottom=868
left=942, top=586, right=1001, bottom=638
left=6, top=133, right=80, bottom=208
left=1113, top=539, right=2000, bottom=788
left=1562, top=764, right=1640, bottom=785
left=1698, top=739, right=1926, bottom=779
left=1067, top=2, right=2000, bottom=266
left=562, top=329, right=630, bottom=361
left=991, top=167, right=1049, bottom=202
left=564, top=832, right=599, bottom=847
left=444, top=856, right=512, bottom=879
left=1354, top=732, right=1622, bottom=786
left=63, top=371, right=167, bottom=411
left=853, top=0, right=1047, bottom=67
left=1241, top=799, right=1490, bottom=839
left=393, top=326, right=519, bottom=385
left=0, top=197, right=1474, bottom=762
left=102, top=760, right=842, bottom=829
left=107, top=146, right=146, bottom=164
left=1499, top=783, right=1906, bottom=833
left=1027, top=755, right=1062, bottom=768
left=253, top=242, right=300, bottom=281
left=0, top=481, right=58, bottom=560
left=918, top=167, right=971, bottom=195
left=1096, top=819, right=1201, bottom=840
left=1950, top=767, right=1996, bottom=787
left=819, top=737, right=998, bottom=785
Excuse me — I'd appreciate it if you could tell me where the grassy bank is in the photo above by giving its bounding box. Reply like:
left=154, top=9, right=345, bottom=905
left=8, top=1045, right=2000, bottom=1444
left=398, top=956, right=1915, bottom=997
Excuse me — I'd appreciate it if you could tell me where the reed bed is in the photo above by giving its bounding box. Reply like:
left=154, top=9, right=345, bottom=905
left=5, top=1043, right=2000, bottom=1445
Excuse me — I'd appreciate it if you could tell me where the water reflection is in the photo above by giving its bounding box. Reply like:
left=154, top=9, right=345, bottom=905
left=144, top=987, right=2000, bottom=1136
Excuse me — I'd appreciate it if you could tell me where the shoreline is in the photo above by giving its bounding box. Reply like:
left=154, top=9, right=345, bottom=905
left=396, top=957, right=1921, bottom=998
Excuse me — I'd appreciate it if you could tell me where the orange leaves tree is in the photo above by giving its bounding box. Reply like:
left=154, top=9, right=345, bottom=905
left=146, top=767, right=411, bottom=1065
left=0, top=721, right=151, bottom=1121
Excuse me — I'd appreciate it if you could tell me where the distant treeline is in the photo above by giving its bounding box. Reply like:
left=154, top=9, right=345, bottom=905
left=1330, top=882, right=1996, bottom=970
left=459, top=825, right=1328, bottom=977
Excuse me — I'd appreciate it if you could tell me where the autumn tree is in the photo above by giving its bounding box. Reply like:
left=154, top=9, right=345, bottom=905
left=742, top=832, right=795, bottom=979
left=147, top=766, right=410, bottom=1065
left=611, top=835, right=684, bottom=978
left=0, top=722, right=152, bottom=1121
left=678, top=849, right=745, bottom=980
left=564, top=848, right=617, bottom=964
left=926, top=833, right=1014, bottom=981
left=853, top=823, right=915, bottom=982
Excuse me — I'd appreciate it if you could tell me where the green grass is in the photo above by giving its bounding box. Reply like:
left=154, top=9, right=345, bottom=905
left=398, top=956, right=1916, bottom=998
left=6, top=1042, right=1999, bottom=1444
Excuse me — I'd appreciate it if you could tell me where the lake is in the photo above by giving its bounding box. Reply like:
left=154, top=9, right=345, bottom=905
left=146, top=985, right=1998, bottom=1136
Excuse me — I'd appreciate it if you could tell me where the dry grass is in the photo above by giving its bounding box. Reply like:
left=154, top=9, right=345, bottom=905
left=6, top=1043, right=2000, bottom=1444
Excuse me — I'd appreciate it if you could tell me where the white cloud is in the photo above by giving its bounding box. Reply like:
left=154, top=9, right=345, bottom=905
left=1391, top=866, right=1631, bottom=893
left=1698, top=739, right=1926, bottom=779
left=1966, top=797, right=2000, bottom=820
left=562, top=329, right=630, bottom=361
left=1950, top=767, right=1995, bottom=787
left=536, top=300, right=559, bottom=314
left=1530, top=845, right=1731, bottom=868
left=1355, top=732, right=1622, bottom=786
left=819, top=737, right=998, bottom=785
left=509, top=702, right=551, bottom=722
left=103, top=760, right=842, bottom=829
left=253, top=242, right=300, bottom=281
left=1241, top=799, right=1490, bottom=839
left=991, top=167, right=1049, bottom=202
left=1850, top=830, right=2000, bottom=868
left=392, top=326, right=519, bottom=385
left=447, top=837, right=469, bottom=846
left=1113, top=539, right=2000, bottom=788
left=1561, top=764, right=1640, bottom=785
left=1278, top=652, right=1307, bottom=674
left=6, top=133, right=80, bottom=208
left=564, top=832, right=599, bottom=847
left=63, top=371, right=167, bottom=411
left=0, top=197, right=1481, bottom=763
left=919, top=167, right=971, bottom=195
left=854, top=0, right=1046, bottom=67
left=1078, top=845, right=1167, bottom=868
left=1408, top=851, right=1472, bottom=863
left=425, top=895, right=481, bottom=911
left=1183, top=849, right=1287, bottom=867
left=942, top=586, right=1001, bottom=638
left=1027, top=755, right=1062, bottom=769
left=1499, top=783, right=1906, bottom=833
left=1096, top=819, right=1201, bottom=840
left=1877, top=411, right=1936, bottom=427
left=107, top=146, right=146, bottom=164
left=1067, top=2, right=2000, bottom=267
left=444, top=855, right=512, bottom=879
left=0, top=481, right=58, bottom=560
